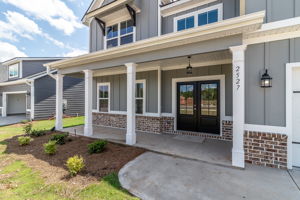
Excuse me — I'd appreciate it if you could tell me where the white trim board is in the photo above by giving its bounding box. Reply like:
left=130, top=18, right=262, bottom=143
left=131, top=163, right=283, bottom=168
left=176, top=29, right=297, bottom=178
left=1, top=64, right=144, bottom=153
left=171, top=75, right=228, bottom=135
left=286, top=62, right=300, bottom=169
left=161, top=0, right=218, bottom=17
left=244, top=124, right=287, bottom=135
left=244, top=16, right=300, bottom=45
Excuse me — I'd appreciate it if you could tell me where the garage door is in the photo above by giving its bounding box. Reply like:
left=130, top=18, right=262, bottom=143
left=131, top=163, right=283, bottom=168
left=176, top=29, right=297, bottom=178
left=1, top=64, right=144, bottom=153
left=292, top=68, right=300, bottom=167
left=7, top=93, right=26, bottom=115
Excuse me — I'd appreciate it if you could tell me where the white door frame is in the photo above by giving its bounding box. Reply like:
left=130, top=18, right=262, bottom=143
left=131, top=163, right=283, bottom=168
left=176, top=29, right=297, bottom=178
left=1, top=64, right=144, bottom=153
left=171, top=74, right=230, bottom=135
left=2, top=91, right=28, bottom=117
left=286, top=62, right=300, bottom=169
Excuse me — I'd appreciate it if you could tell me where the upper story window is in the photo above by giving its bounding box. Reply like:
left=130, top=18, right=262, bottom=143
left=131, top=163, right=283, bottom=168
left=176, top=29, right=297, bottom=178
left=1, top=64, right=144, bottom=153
left=106, top=19, right=135, bottom=49
left=8, top=63, right=19, bottom=79
left=174, top=4, right=223, bottom=32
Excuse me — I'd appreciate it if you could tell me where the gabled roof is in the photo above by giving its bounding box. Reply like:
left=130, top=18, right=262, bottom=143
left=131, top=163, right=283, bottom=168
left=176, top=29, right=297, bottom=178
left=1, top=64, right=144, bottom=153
left=2, top=57, right=66, bottom=66
left=0, top=70, right=57, bottom=87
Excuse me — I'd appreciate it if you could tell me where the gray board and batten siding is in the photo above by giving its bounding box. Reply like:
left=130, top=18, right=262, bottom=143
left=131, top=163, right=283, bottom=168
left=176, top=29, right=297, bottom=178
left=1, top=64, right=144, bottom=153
left=245, top=38, right=300, bottom=127
left=34, top=75, right=85, bottom=120
left=93, top=64, right=233, bottom=116
left=246, top=0, right=300, bottom=23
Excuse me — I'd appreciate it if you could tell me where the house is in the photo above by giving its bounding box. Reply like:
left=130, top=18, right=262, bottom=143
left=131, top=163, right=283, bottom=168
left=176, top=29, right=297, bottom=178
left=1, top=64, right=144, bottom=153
left=0, top=58, right=84, bottom=120
left=44, top=0, right=300, bottom=170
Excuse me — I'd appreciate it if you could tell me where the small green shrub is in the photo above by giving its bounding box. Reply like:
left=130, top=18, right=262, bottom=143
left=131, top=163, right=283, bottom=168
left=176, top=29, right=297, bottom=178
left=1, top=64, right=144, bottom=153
left=23, top=123, right=32, bottom=134
left=50, top=133, right=69, bottom=145
left=30, top=129, right=47, bottom=137
left=88, top=140, right=108, bottom=154
left=66, top=155, right=85, bottom=176
left=43, top=141, right=57, bottom=155
left=18, top=136, right=32, bottom=146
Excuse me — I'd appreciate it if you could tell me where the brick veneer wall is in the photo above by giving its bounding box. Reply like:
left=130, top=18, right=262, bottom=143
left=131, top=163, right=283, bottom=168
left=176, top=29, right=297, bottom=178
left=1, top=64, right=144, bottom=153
left=92, top=113, right=232, bottom=140
left=92, top=112, right=174, bottom=134
left=244, top=131, right=288, bottom=169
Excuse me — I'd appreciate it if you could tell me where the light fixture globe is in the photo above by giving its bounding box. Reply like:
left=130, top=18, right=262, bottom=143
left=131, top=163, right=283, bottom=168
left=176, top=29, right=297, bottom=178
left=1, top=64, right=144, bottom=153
left=261, top=69, right=272, bottom=88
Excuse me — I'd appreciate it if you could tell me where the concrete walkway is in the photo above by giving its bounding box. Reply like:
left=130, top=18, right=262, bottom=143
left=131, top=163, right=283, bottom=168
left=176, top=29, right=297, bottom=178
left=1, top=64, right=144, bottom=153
left=119, top=152, right=300, bottom=200
left=0, top=115, right=27, bottom=126
left=64, top=125, right=232, bottom=167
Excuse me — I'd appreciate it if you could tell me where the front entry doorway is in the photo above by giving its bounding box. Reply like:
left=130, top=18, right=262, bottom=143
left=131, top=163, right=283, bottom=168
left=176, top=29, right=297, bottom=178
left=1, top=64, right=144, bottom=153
left=177, top=81, right=220, bottom=134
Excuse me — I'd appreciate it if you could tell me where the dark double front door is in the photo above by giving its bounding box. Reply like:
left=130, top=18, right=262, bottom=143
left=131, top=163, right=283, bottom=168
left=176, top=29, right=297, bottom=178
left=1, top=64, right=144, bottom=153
left=177, top=81, right=220, bottom=134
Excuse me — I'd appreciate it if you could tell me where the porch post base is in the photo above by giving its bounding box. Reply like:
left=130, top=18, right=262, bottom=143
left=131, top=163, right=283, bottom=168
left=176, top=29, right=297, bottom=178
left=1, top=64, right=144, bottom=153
left=84, top=124, right=93, bottom=137
left=126, top=133, right=136, bottom=145
left=232, top=149, right=245, bottom=168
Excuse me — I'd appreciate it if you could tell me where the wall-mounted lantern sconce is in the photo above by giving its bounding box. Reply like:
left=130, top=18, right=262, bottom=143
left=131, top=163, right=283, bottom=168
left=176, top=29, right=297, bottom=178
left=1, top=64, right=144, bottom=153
left=261, top=69, right=272, bottom=88
left=186, top=56, right=193, bottom=75
left=26, top=91, right=31, bottom=96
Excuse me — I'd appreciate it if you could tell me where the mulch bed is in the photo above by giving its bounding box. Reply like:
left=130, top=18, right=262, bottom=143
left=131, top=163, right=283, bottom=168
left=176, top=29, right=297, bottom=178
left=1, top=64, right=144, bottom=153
left=3, top=132, right=146, bottom=188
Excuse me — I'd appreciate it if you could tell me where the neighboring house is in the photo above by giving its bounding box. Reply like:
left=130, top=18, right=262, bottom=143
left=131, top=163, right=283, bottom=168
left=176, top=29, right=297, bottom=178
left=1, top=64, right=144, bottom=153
left=45, top=0, right=300, bottom=170
left=0, top=58, right=84, bottom=120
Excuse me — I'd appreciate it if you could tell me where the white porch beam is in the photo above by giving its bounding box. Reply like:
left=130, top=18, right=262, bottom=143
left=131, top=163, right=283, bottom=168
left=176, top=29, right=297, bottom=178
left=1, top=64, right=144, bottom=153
left=125, top=63, right=137, bottom=145
left=84, top=70, right=94, bottom=136
left=55, top=74, right=64, bottom=130
left=230, top=45, right=247, bottom=168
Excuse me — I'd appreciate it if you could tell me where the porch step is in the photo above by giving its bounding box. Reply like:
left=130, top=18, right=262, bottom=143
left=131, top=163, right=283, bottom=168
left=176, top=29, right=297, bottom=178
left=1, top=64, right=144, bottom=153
left=172, top=135, right=206, bottom=144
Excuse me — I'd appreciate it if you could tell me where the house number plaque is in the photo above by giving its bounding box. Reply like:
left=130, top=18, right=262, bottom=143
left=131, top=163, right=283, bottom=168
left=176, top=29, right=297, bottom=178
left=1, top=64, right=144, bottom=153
left=235, top=65, right=241, bottom=90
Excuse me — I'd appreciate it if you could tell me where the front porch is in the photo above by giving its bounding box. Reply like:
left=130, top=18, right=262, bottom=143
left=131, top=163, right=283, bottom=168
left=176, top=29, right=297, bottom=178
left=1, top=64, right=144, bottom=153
left=64, top=125, right=232, bottom=167
left=52, top=45, right=247, bottom=168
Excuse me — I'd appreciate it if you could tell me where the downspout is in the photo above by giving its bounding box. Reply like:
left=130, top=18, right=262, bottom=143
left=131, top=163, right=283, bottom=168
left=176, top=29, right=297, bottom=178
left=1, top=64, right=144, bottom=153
left=158, top=0, right=162, bottom=36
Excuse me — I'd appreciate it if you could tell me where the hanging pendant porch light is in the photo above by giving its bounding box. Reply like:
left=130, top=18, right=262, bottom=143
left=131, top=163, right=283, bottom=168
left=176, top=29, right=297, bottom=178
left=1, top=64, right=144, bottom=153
left=186, top=56, right=193, bottom=75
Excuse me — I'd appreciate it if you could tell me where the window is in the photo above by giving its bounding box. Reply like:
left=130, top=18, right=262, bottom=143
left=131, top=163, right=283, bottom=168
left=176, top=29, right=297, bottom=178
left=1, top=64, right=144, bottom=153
left=198, top=9, right=218, bottom=26
left=136, top=80, right=145, bottom=114
left=98, top=83, right=110, bottom=112
left=174, top=4, right=222, bottom=32
left=8, top=64, right=19, bottom=78
left=177, top=16, right=195, bottom=31
left=106, top=19, right=134, bottom=49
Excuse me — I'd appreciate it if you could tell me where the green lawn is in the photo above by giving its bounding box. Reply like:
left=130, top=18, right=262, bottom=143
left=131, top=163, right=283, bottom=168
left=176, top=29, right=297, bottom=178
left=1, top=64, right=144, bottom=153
left=0, top=117, right=138, bottom=200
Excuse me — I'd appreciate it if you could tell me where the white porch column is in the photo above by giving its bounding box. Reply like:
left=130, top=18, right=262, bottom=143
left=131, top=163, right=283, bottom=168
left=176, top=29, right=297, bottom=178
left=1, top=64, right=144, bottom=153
left=126, top=63, right=137, bottom=145
left=158, top=66, right=162, bottom=116
left=2, top=93, right=7, bottom=117
left=30, top=80, right=35, bottom=120
left=230, top=45, right=247, bottom=168
left=84, top=70, right=93, bottom=136
left=55, top=74, right=64, bottom=130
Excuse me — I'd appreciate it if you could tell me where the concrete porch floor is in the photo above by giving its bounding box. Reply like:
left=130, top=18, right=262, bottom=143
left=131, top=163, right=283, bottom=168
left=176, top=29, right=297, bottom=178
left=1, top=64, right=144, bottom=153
left=63, top=125, right=232, bottom=167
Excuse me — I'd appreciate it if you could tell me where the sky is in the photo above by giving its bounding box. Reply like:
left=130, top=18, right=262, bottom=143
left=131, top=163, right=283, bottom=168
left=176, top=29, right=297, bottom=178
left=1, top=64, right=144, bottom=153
left=0, top=0, right=91, bottom=62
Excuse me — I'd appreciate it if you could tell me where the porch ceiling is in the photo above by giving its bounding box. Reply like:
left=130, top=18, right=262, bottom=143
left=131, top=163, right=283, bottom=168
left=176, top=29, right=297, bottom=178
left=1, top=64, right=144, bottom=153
left=45, top=11, right=265, bottom=72
left=91, top=50, right=232, bottom=77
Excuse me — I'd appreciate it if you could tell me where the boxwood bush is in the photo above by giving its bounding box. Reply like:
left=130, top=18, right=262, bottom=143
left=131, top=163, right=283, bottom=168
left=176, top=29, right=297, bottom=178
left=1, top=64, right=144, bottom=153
left=30, top=129, right=47, bottom=137
left=23, top=123, right=32, bottom=134
left=66, top=155, right=85, bottom=176
left=18, top=136, right=32, bottom=146
left=88, top=140, right=108, bottom=154
left=43, top=141, right=57, bottom=155
left=50, top=133, right=69, bottom=145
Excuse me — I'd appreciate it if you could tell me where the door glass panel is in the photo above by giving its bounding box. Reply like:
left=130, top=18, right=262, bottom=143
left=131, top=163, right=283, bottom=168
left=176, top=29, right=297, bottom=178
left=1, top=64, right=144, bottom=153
left=179, top=84, right=194, bottom=115
left=201, top=83, right=218, bottom=116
